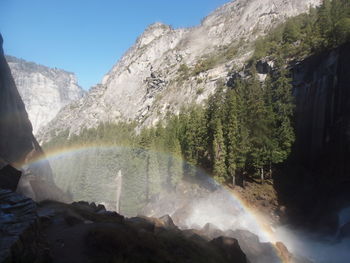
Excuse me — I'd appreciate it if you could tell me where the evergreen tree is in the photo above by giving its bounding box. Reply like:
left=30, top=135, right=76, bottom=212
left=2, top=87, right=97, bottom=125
left=212, top=119, right=227, bottom=182
left=283, top=20, right=300, bottom=44
left=224, top=88, right=239, bottom=186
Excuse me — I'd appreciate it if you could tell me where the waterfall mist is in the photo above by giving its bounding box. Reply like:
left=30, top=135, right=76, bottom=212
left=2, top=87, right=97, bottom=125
left=47, top=147, right=350, bottom=263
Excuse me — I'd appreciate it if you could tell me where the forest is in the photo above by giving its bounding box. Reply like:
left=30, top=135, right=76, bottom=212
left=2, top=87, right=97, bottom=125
left=44, top=0, right=350, bottom=195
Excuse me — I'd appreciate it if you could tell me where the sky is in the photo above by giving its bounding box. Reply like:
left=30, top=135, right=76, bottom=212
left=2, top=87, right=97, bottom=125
left=0, top=0, right=230, bottom=90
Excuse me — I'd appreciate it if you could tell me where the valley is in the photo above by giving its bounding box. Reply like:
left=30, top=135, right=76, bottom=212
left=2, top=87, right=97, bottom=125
left=1, top=0, right=350, bottom=262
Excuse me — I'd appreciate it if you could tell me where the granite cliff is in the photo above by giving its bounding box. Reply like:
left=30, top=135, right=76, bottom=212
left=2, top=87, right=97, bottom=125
left=5, top=55, right=84, bottom=135
left=275, top=42, right=350, bottom=234
left=38, top=0, right=321, bottom=142
left=0, top=34, right=68, bottom=202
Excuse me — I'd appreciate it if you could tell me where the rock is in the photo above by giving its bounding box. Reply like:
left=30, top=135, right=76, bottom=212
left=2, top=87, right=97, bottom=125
left=0, top=189, right=47, bottom=262
left=275, top=241, right=293, bottom=263
left=38, top=0, right=322, bottom=143
left=0, top=165, right=22, bottom=191
left=158, top=214, right=176, bottom=229
left=201, top=223, right=225, bottom=240
left=0, top=34, right=69, bottom=203
left=5, top=55, right=84, bottom=134
left=255, top=59, right=274, bottom=75
left=226, top=229, right=281, bottom=263
left=210, top=236, right=247, bottom=263
left=33, top=200, right=251, bottom=263
left=126, top=217, right=155, bottom=232
left=282, top=42, right=350, bottom=230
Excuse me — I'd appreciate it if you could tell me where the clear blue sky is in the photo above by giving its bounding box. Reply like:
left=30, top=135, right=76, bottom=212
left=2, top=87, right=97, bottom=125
left=0, top=0, right=230, bottom=90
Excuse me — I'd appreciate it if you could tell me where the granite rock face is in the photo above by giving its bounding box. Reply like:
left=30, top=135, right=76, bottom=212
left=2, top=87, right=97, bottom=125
left=276, top=42, right=350, bottom=233
left=0, top=34, right=69, bottom=202
left=38, top=0, right=322, bottom=142
left=6, top=55, right=84, bottom=135
left=0, top=35, right=36, bottom=165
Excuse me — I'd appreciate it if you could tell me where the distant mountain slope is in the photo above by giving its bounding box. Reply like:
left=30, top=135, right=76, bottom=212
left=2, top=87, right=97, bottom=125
left=6, top=55, right=85, bottom=134
left=38, top=0, right=321, bottom=142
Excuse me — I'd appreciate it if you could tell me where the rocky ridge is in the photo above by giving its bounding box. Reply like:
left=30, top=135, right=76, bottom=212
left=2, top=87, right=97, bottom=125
left=37, top=0, right=321, bottom=142
left=6, top=55, right=84, bottom=135
left=0, top=190, right=251, bottom=263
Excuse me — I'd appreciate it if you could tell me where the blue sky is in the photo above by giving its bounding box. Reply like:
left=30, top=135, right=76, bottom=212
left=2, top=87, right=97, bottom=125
left=0, top=0, right=230, bottom=90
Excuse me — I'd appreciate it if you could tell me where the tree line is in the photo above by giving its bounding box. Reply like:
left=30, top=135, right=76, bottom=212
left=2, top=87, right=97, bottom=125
left=44, top=0, right=350, bottom=191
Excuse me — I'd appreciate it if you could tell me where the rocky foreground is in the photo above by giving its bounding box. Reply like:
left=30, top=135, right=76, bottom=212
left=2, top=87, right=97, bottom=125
left=1, top=188, right=315, bottom=263
left=0, top=189, right=247, bottom=263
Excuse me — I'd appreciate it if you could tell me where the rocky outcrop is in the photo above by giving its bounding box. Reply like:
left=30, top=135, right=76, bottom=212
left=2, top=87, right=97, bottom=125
left=38, top=0, right=322, bottom=142
left=6, top=55, right=84, bottom=135
left=0, top=189, right=46, bottom=262
left=0, top=190, right=249, bottom=263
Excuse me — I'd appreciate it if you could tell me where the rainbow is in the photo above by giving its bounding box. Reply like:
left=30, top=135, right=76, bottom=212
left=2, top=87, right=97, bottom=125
left=24, top=144, right=286, bottom=262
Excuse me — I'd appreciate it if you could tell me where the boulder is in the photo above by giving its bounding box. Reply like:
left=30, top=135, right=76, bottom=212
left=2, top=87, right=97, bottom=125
left=0, top=189, right=48, bottom=262
left=210, top=236, right=247, bottom=263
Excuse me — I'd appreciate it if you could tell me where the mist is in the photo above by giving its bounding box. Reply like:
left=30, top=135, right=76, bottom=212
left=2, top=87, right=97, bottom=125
left=44, top=147, right=350, bottom=263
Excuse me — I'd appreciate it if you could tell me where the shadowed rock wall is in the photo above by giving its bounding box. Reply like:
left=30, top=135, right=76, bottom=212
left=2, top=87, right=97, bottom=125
left=278, top=42, right=350, bottom=232
left=0, top=34, right=34, bottom=165
left=0, top=34, right=69, bottom=202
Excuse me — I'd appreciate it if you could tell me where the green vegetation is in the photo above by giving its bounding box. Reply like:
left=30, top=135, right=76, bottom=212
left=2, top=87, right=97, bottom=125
left=177, top=63, right=190, bottom=81
left=45, top=64, right=294, bottom=187
left=191, top=43, right=238, bottom=76
left=252, top=0, right=350, bottom=61
left=45, top=0, right=350, bottom=196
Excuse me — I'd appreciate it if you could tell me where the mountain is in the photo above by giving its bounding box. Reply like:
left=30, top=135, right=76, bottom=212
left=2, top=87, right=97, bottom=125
left=6, top=55, right=84, bottom=134
left=37, top=0, right=321, bottom=142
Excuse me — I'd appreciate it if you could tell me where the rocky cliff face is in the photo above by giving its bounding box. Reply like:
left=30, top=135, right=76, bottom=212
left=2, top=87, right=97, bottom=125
left=0, top=34, right=69, bottom=202
left=0, top=35, right=37, bottom=165
left=6, top=56, right=84, bottom=135
left=276, top=42, right=350, bottom=233
left=38, top=0, right=321, bottom=142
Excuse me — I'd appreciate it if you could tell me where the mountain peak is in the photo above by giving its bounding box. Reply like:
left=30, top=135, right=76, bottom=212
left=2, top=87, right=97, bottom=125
left=38, top=0, right=323, bottom=142
left=137, top=22, right=173, bottom=47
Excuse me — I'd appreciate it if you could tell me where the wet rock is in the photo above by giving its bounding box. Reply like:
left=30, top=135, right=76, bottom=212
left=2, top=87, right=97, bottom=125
left=0, top=165, right=22, bottom=191
left=275, top=241, right=293, bottom=262
left=210, top=236, right=247, bottom=263
left=126, top=217, right=155, bottom=232
left=158, top=214, right=176, bottom=229
left=0, top=189, right=47, bottom=262
left=35, top=200, right=249, bottom=263
left=226, top=229, right=280, bottom=263
left=201, top=223, right=225, bottom=240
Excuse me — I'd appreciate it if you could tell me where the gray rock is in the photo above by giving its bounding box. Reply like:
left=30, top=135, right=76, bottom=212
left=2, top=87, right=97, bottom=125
left=6, top=55, right=85, bottom=135
left=38, top=0, right=322, bottom=143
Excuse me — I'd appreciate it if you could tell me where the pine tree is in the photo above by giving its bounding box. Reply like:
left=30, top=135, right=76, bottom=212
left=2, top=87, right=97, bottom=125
left=283, top=20, right=300, bottom=44
left=270, top=66, right=295, bottom=166
left=212, top=119, right=227, bottom=182
left=233, top=80, right=251, bottom=186
left=317, top=0, right=333, bottom=48
left=224, top=88, right=239, bottom=186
